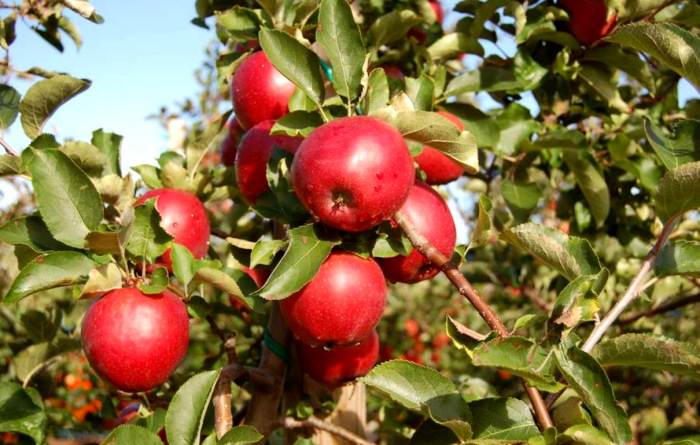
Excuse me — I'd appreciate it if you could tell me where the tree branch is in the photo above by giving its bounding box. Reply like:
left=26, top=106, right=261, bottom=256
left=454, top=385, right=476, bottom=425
left=393, top=210, right=554, bottom=430
left=619, top=292, right=700, bottom=326
left=0, top=136, right=19, bottom=157
left=281, top=416, right=374, bottom=445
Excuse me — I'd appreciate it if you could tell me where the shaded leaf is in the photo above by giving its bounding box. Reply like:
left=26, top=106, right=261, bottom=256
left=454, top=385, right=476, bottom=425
left=14, top=338, right=81, bottom=382
left=102, top=425, right=164, bottom=445
left=645, top=118, right=700, bottom=171
left=19, top=75, right=91, bottom=139
left=125, top=198, right=173, bottom=263
left=218, top=425, right=264, bottom=444
left=0, top=382, right=47, bottom=444
left=0, top=84, right=20, bottom=129
left=367, top=10, right=422, bottom=48
left=563, top=151, right=610, bottom=228
left=272, top=111, right=323, bottom=137
left=467, top=397, right=539, bottom=441
left=92, top=129, right=123, bottom=176
left=79, top=263, right=122, bottom=299
left=655, top=239, right=700, bottom=278
left=551, top=272, right=607, bottom=328
left=653, top=161, right=700, bottom=222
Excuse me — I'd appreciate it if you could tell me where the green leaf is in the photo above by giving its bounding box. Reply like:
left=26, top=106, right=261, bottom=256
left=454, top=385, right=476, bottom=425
left=363, top=68, right=390, bottom=115
left=0, top=382, right=47, bottom=444
left=28, top=149, right=103, bottom=248
left=255, top=223, right=340, bottom=300
left=271, top=111, right=323, bottom=137
left=132, top=164, right=164, bottom=190
left=125, top=198, right=173, bottom=263
left=593, top=333, right=700, bottom=382
left=3, top=251, right=96, bottom=303
left=250, top=239, right=287, bottom=268
left=655, top=239, right=700, bottom=278
left=577, top=63, right=627, bottom=112
left=360, top=360, right=459, bottom=412
left=171, top=243, right=195, bottom=290
left=563, top=151, right=610, bottom=228
left=552, top=397, right=593, bottom=432
left=645, top=118, right=700, bottom=171
left=20, top=309, right=60, bottom=343
left=605, top=23, right=700, bottom=91
left=57, top=16, right=82, bottom=49
left=467, top=397, right=539, bottom=441
left=259, top=28, right=325, bottom=108
left=218, top=6, right=265, bottom=41
left=19, top=74, right=91, bottom=139
left=500, top=223, right=601, bottom=281
left=559, top=425, right=613, bottom=445
left=166, top=370, right=222, bottom=445
left=367, top=10, right=422, bottom=48
left=470, top=337, right=563, bottom=392
left=373, top=107, right=478, bottom=174
left=0, top=84, right=20, bottom=129
left=0, top=155, right=20, bottom=176
left=501, top=178, right=542, bottom=219
left=194, top=267, right=253, bottom=309
left=0, top=214, right=69, bottom=252
left=553, top=346, right=632, bottom=444
left=92, top=129, right=123, bottom=176
left=60, top=140, right=108, bottom=176
left=317, top=0, right=366, bottom=101
left=406, top=75, right=435, bottom=111
left=218, top=425, right=264, bottom=444
left=410, top=420, right=459, bottom=445
left=140, top=267, right=169, bottom=294
left=551, top=272, right=607, bottom=328
left=441, top=103, right=500, bottom=149
left=653, top=161, right=700, bottom=222
left=102, top=425, right=164, bottom=445
left=428, top=33, right=483, bottom=61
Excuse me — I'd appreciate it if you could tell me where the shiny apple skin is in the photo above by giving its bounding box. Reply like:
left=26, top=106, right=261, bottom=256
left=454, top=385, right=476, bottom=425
left=134, top=188, right=211, bottom=269
left=414, top=111, right=465, bottom=185
left=235, top=119, right=303, bottom=204
left=231, top=51, right=296, bottom=130
left=291, top=116, right=415, bottom=232
left=298, top=330, right=379, bottom=389
left=559, top=0, right=617, bottom=46
left=280, top=251, right=387, bottom=347
left=220, top=119, right=244, bottom=167
left=378, top=182, right=457, bottom=283
left=81, top=288, right=190, bottom=393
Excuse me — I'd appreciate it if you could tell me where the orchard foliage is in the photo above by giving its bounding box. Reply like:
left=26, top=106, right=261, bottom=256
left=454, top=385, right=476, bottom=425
left=1, top=0, right=700, bottom=444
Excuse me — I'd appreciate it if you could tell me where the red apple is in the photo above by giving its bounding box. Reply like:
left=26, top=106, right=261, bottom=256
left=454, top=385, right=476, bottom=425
left=134, top=188, right=211, bottom=270
left=414, top=111, right=465, bottom=185
left=381, top=65, right=405, bottom=80
left=291, top=116, right=415, bottom=232
left=378, top=182, right=456, bottom=283
left=81, top=288, right=190, bottom=392
left=430, top=0, right=443, bottom=24
left=559, top=0, right=617, bottom=46
left=220, top=119, right=244, bottom=167
left=298, top=330, right=379, bottom=388
left=235, top=119, right=302, bottom=204
left=231, top=51, right=296, bottom=130
left=280, top=251, right=387, bottom=347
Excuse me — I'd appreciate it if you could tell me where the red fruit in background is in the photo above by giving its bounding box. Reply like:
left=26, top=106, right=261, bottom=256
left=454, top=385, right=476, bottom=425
left=381, top=65, right=405, bottom=80
left=298, top=330, right=379, bottom=389
left=280, top=251, right=387, bottom=347
left=414, top=111, right=465, bottom=185
left=81, top=288, right=190, bottom=393
left=291, top=116, right=415, bottom=232
left=220, top=119, right=244, bottom=167
left=231, top=51, right=296, bottom=130
left=378, top=182, right=457, bottom=283
left=235, top=119, right=302, bottom=204
left=559, top=0, right=617, bottom=46
left=432, top=332, right=450, bottom=350
left=430, top=0, right=443, bottom=24
left=405, top=318, right=420, bottom=338
left=134, top=188, right=210, bottom=270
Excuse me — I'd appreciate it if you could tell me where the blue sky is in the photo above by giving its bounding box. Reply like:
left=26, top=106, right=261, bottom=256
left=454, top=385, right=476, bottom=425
left=3, top=1, right=214, bottom=171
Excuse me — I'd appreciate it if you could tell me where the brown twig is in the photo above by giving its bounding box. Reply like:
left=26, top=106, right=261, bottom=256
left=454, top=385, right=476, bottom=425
left=393, top=210, right=554, bottom=430
left=214, top=372, right=233, bottom=439
left=281, top=416, right=374, bottom=445
left=619, top=292, right=700, bottom=326
left=0, top=136, right=19, bottom=157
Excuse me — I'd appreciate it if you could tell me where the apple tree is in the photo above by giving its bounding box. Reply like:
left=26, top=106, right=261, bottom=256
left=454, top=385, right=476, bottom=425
left=1, top=0, right=700, bottom=444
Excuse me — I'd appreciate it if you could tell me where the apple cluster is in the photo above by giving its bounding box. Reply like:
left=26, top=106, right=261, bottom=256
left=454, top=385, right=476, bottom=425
left=81, top=189, right=211, bottom=393
left=222, top=51, right=461, bottom=388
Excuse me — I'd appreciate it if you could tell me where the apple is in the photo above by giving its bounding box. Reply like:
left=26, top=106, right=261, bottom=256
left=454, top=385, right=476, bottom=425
left=81, top=288, right=190, bottom=393
left=414, top=111, right=465, bottom=185
left=298, top=330, right=379, bottom=388
left=378, top=182, right=456, bottom=283
left=430, top=0, right=443, bottom=24
left=220, top=119, right=244, bottom=167
left=231, top=51, right=296, bottom=130
left=134, top=188, right=210, bottom=270
left=381, top=65, right=405, bottom=81
left=291, top=116, right=415, bottom=232
left=559, top=0, right=617, bottom=46
left=280, top=251, right=387, bottom=347
left=235, top=119, right=303, bottom=204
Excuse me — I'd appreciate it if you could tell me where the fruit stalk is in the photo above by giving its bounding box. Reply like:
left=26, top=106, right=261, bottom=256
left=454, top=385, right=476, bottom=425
left=393, top=210, right=554, bottom=430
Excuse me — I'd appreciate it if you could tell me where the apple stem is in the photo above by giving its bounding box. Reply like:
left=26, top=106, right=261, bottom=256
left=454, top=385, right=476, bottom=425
left=281, top=416, right=374, bottom=445
left=393, top=210, right=554, bottom=431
